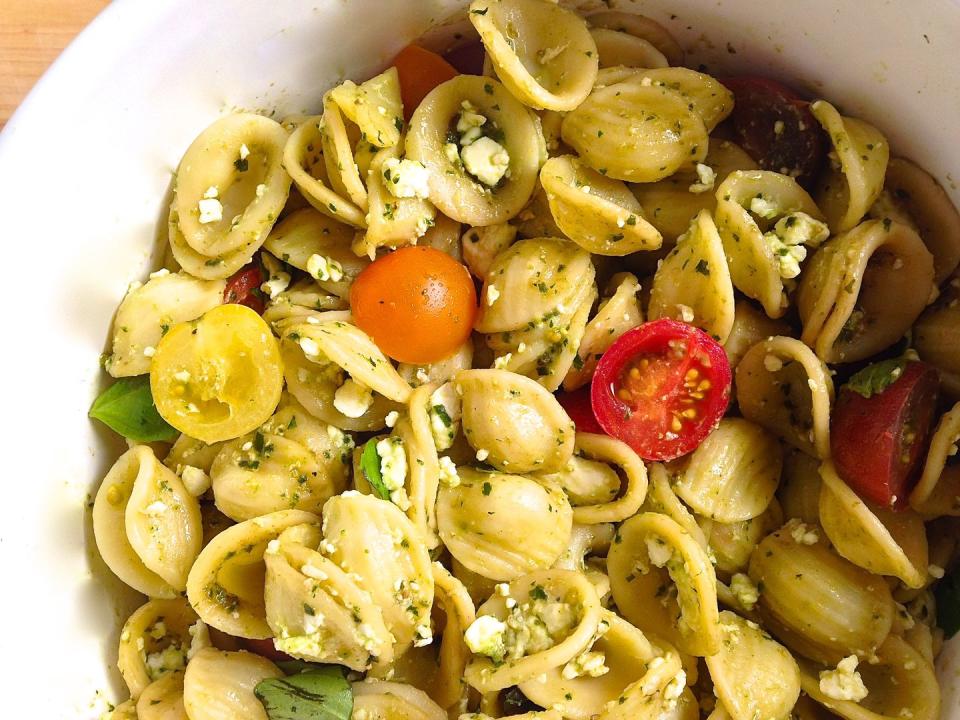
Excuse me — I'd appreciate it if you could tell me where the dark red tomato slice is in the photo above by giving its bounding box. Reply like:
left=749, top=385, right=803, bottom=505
left=721, top=76, right=826, bottom=189
left=591, top=319, right=732, bottom=461
left=831, top=360, right=939, bottom=508
left=223, top=264, right=265, bottom=314
left=242, top=637, right=293, bottom=662
left=443, top=40, right=486, bottom=76
left=557, top=387, right=604, bottom=435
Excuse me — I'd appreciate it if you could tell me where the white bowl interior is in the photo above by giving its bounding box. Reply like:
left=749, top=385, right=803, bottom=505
left=0, top=0, right=957, bottom=716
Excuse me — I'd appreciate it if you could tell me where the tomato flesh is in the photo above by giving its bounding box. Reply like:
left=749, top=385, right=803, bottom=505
left=721, top=76, right=826, bottom=189
left=443, top=41, right=486, bottom=76
left=350, top=246, right=477, bottom=364
left=223, top=263, right=265, bottom=314
left=556, top=387, right=604, bottom=435
left=831, top=361, right=939, bottom=508
left=591, top=319, right=732, bottom=461
left=393, top=45, right=458, bottom=121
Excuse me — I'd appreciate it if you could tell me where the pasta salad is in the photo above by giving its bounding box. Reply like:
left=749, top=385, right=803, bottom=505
left=88, top=2, right=960, bottom=720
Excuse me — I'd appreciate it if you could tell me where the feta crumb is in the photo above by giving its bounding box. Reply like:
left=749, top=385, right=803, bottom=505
left=763, top=211, right=830, bottom=279
left=198, top=197, right=223, bottom=224
left=819, top=656, right=869, bottom=702
left=256, top=183, right=267, bottom=198
left=149, top=268, right=171, bottom=280
left=429, top=383, right=461, bottom=452
left=143, top=346, right=156, bottom=358
left=265, top=539, right=281, bottom=555
left=763, top=354, right=784, bottom=372
left=487, top=284, right=501, bottom=306
left=493, top=353, right=513, bottom=370
left=677, top=304, right=695, bottom=323
left=457, top=101, right=487, bottom=146
left=239, top=143, right=250, bottom=160
left=381, top=157, right=431, bottom=199
left=475, top=448, right=490, bottom=462
left=173, top=370, right=191, bottom=383
left=385, top=410, right=400, bottom=428
left=562, top=650, right=609, bottom=679
left=203, top=186, right=219, bottom=199
left=301, top=563, right=329, bottom=581
left=299, top=337, right=321, bottom=357
left=789, top=521, right=820, bottom=545
left=333, top=378, right=374, bottom=418
left=928, top=564, right=945, bottom=579
left=461, top=136, right=511, bottom=187
left=464, top=615, right=507, bottom=661
left=306, top=253, right=345, bottom=283
left=187, top=620, right=210, bottom=660
left=645, top=536, right=673, bottom=567
left=143, top=500, right=168, bottom=515
left=730, top=573, right=759, bottom=610
left=181, top=465, right=211, bottom=497
left=750, top=195, right=779, bottom=219
left=689, top=163, right=716, bottom=194
left=438, top=456, right=460, bottom=487
left=376, top=437, right=409, bottom=510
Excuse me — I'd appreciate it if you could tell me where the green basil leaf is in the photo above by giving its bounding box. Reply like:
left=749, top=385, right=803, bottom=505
left=935, top=564, right=960, bottom=639
left=255, top=666, right=353, bottom=720
left=844, top=358, right=908, bottom=399
left=89, top=376, right=178, bottom=442
left=360, top=438, right=390, bottom=500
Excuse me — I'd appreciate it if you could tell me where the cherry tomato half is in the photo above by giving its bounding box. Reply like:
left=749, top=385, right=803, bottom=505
left=721, top=76, right=826, bottom=189
left=831, top=360, right=939, bottom=508
left=556, top=386, right=604, bottom=435
left=242, top=637, right=293, bottom=663
left=350, top=246, right=477, bottom=364
left=393, top=45, right=458, bottom=121
left=591, top=319, right=732, bottom=461
left=443, top=40, right=486, bottom=76
left=223, top=263, right=265, bottom=314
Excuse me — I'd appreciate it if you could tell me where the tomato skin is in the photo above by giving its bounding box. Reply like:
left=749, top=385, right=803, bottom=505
left=831, top=361, right=939, bottom=508
left=393, top=45, right=458, bottom=121
left=242, top=637, right=293, bottom=662
left=721, top=76, right=826, bottom=189
left=557, top=387, right=604, bottom=434
left=350, top=246, right=478, bottom=364
left=223, top=264, right=265, bottom=314
left=591, top=319, right=732, bottom=461
left=443, top=41, right=486, bottom=75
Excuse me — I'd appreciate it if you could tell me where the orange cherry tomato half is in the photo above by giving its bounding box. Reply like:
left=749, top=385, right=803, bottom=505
left=223, top=263, right=265, bottom=314
left=350, top=246, right=477, bottom=364
left=591, top=319, right=732, bottom=461
left=393, top=45, right=458, bottom=121
left=831, top=360, right=939, bottom=508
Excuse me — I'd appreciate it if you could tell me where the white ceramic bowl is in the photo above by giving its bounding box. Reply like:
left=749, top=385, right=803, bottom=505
left=1, top=0, right=957, bottom=717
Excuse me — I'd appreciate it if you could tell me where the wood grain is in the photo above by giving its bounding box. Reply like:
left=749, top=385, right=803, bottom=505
left=0, top=0, right=110, bottom=128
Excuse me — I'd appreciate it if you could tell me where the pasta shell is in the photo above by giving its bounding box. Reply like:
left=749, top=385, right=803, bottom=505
left=564, top=432, right=648, bottom=524
left=469, top=0, right=598, bottom=111
left=431, top=562, right=477, bottom=710
left=322, top=492, right=434, bottom=657
left=607, top=68, right=734, bottom=133
left=475, top=237, right=594, bottom=334
left=819, top=461, right=928, bottom=588
left=394, top=383, right=443, bottom=548
left=186, top=508, right=320, bottom=638
left=398, top=340, right=474, bottom=389
left=352, top=680, right=448, bottom=720
left=320, top=92, right=369, bottom=212
left=722, top=299, right=790, bottom=370
left=464, top=569, right=604, bottom=692
left=282, top=115, right=366, bottom=228
left=778, top=449, right=823, bottom=524
left=540, top=155, right=662, bottom=255
left=586, top=11, right=684, bottom=66
left=608, top=512, right=721, bottom=656
left=648, top=209, right=736, bottom=343
left=437, top=468, right=573, bottom=581
left=595, top=654, right=694, bottom=720
left=735, top=336, right=834, bottom=459
left=137, top=671, right=187, bottom=720
left=182, top=648, right=281, bottom=720
left=462, top=223, right=517, bottom=280
left=590, top=28, right=668, bottom=69
left=811, top=100, right=889, bottom=233
left=174, top=113, right=291, bottom=258
left=913, top=282, right=960, bottom=399
left=797, top=219, right=935, bottom=363
left=911, top=401, right=960, bottom=515
left=697, top=498, right=784, bottom=578
left=748, top=521, right=894, bottom=664
left=561, top=80, right=707, bottom=182
left=674, top=418, right=782, bottom=522
left=705, top=611, right=800, bottom=720
left=94, top=445, right=201, bottom=596
left=714, top=170, right=825, bottom=318
left=456, top=369, right=576, bottom=473
left=406, top=76, right=542, bottom=226
left=641, top=463, right=709, bottom=551
left=263, top=522, right=394, bottom=670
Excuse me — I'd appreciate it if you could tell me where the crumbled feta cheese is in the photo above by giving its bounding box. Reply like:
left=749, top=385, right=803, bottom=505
left=689, top=163, right=716, bottom=194
left=750, top=194, right=779, bottom=219
left=645, top=536, right=673, bottom=567
left=144, top=644, right=187, bottom=680
left=928, top=564, right=945, bottom=579
left=414, top=623, right=434, bottom=647
left=143, top=346, right=156, bottom=358
left=256, top=183, right=267, bottom=198
left=461, top=136, right=511, bottom=187
left=789, top=521, right=820, bottom=545
left=299, top=337, right=321, bottom=357
left=203, top=186, right=219, bottom=199
left=385, top=410, right=400, bottom=428
left=173, top=370, right=191, bottom=383
left=475, top=448, right=490, bottom=462
left=730, top=573, right=759, bottom=610
left=187, top=620, right=210, bottom=660
left=306, top=254, right=344, bottom=283
left=819, top=656, right=869, bottom=702
left=677, top=304, right=695, bottom=323
left=181, top=465, right=211, bottom=497
left=486, top=284, right=501, bottom=306
left=429, top=383, right=461, bottom=451
left=239, top=143, right=250, bottom=160
left=464, top=615, right=507, bottom=661
left=149, top=268, right=171, bottom=280
left=663, top=668, right=687, bottom=706
left=381, top=157, right=431, bottom=199
left=198, top=197, right=223, bottom=224
left=376, top=437, right=409, bottom=509
left=562, top=650, right=609, bottom=679
left=493, top=353, right=513, bottom=370
left=457, top=101, right=487, bottom=146
left=763, top=211, right=830, bottom=279
left=764, top=354, right=784, bottom=372
left=265, top=539, right=281, bottom=555
left=143, top=500, right=168, bottom=516
left=444, top=142, right=462, bottom=166
left=301, top=563, right=329, bottom=581
left=333, top=378, right=374, bottom=418
left=438, top=456, right=460, bottom=487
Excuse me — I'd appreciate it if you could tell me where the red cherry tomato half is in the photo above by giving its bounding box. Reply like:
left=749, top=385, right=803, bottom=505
left=721, top=76, right=826, bottom=189
left=443, top=40, right=486, bottom=76
left=831, top=360, right=939, bottom=508
left=556, top=386, right=604, bottom=435
left=591, top=319, right=732, bottom=461
left=350, top=246, right=478, bottom=364
left=223, top=263, right=265, bottom=314
left=242, top=637, right=293, bottom=662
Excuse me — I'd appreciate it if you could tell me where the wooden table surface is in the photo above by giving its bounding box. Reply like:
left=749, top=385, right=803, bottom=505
left=0, top=0, right=109, bottom=128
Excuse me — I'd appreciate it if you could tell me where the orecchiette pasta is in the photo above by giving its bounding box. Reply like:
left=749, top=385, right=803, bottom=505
left=182, top=648, right=281, bottom=720
left=589, top=28, right=668, bottom=69
left=911, top=401, right=960, bottom=515
left=585, top=11, right=684, bottom=66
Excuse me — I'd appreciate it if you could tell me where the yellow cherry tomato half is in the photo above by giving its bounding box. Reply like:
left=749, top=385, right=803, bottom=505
left=151, top=304, right=283, bottom=443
